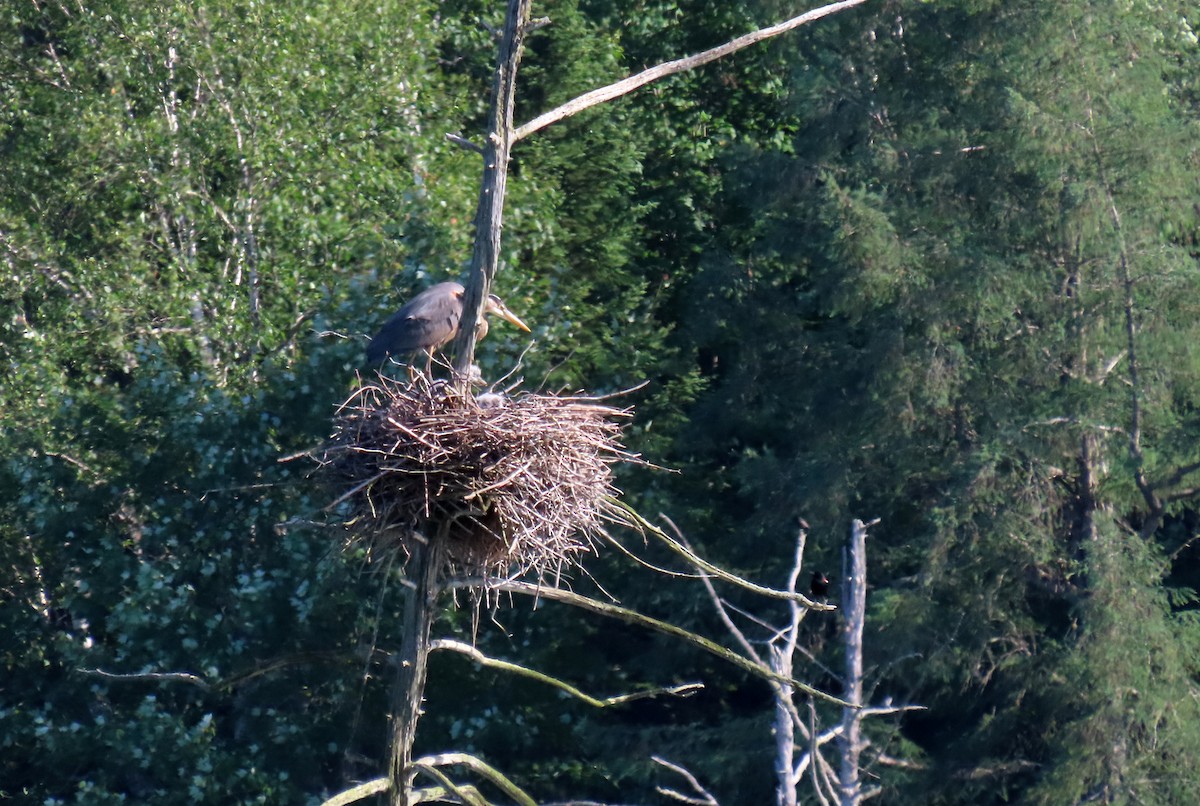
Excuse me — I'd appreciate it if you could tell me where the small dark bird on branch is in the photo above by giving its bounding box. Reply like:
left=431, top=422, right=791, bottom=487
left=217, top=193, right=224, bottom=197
left=810, top=571, right=830, bottom=599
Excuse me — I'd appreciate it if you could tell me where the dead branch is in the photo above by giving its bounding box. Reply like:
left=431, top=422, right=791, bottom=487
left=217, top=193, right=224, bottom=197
left=446, top=577, right=852, bottom=707
left=661, top=514, right=833, bottom=611
left=77, top=668, right=211, bottom=690
left=609, top=508, right=834, bottom=610
left=513, top=0, right=869, bottom=142
left=652, top=756, right=720, bottom=806
left=445, top=132, right=484, bottom=153
left=1155, top=460, right=1200, bottom=496
left=431, top=638, right=702, bottom=707
left=414, top=753, right=537, bottom=806
left=320, top=750, right=534, bottom=806
left=320, top=778, right=388, bottom=806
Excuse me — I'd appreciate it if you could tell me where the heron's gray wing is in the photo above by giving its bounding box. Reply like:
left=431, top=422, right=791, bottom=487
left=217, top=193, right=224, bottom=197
left=366, top=283, right=464, bottom=363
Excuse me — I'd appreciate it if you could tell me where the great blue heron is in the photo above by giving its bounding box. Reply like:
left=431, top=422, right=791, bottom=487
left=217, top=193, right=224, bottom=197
left=367, top=281, right=530, bottom=371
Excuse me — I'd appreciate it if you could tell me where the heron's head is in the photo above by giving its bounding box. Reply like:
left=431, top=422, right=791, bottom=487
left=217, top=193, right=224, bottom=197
left=485, top=294, right=531, bottom=333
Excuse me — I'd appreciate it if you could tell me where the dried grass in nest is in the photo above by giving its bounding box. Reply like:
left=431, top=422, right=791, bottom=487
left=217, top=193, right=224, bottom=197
left=317, top=372, right=639, bottom=580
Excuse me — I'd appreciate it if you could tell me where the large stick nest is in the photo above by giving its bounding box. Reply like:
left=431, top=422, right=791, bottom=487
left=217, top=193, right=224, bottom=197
left=317, top=374, right=638, bottom=579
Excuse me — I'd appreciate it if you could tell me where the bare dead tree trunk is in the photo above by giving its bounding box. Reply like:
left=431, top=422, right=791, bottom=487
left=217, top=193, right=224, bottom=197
left=774, top=685, right=798, bottom=806
left=771, top=533, right=807, bottom=806
left=386, top=6, right=533, bottom=790
left=387, top=536, right=444, bottom=806
left=451, top=0, right=534, bottom=385
left=838, top=519, right=868, bottom=806
left=657, top=515, right=919, bottom=804
left=449, top=0, right=869, bottom=387
left=367, top=1, right=875, bottom=801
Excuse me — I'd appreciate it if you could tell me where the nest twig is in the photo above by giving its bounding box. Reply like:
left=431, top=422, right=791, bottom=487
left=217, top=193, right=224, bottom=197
left=315, top=373, right=639, bottom=581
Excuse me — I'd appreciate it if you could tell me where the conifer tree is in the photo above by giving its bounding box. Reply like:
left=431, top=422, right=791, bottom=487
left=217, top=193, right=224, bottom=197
left=652, top=1, right=1200, bottom=801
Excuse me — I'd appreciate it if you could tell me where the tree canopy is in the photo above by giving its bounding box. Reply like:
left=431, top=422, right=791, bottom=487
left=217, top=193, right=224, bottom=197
left=4, top=1, right=1200, bottom=804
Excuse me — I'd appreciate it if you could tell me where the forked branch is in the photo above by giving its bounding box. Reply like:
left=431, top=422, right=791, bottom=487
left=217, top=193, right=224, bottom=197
left=653, top=756, right=720, bottom=806
left=607, top=502, right=835, bottom=610
left=432, top=638, right=703, bottom=707
left=321, top=751, right=536, bottom=806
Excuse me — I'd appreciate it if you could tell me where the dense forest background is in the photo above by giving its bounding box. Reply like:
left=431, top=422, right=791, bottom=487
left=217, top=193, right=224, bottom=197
left=4, top=0, right=1200, bottom=803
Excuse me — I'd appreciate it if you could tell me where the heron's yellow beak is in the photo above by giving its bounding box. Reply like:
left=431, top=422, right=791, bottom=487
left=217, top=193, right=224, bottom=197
left=492, top=300, right=531, bottom=333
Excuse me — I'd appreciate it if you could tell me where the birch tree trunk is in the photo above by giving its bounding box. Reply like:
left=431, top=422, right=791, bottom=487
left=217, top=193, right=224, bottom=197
left=838, top=519, right=868, bottom=806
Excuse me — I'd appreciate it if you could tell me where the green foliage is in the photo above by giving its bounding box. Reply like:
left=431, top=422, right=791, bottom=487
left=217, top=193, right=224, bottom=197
left=647, top=0, right=1200, bottom=801
left=1, top=0, right=448, bottom=801
left=5, top=0, right=1200, bottom=803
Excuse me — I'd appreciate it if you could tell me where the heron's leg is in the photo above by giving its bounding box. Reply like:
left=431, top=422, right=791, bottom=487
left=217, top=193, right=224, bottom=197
left=424, top=349, right=434, bottom=378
